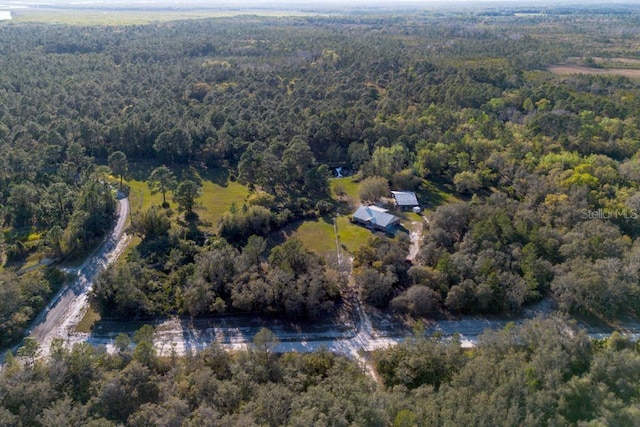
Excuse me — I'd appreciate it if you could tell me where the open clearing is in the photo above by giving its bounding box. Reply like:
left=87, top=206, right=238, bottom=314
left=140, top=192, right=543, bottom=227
left=548, top=64, right=640, bottom=78
left=287, top=215, right=373, bottom=258
left=290, top=218, right=337, bottom=256
left=335, top=215, right=374, bottom=255
left=195, top=180, right=250, bottom=231
left=128, top=169, right=249, bottom=234
left=9, top=9, right=317, bottom=26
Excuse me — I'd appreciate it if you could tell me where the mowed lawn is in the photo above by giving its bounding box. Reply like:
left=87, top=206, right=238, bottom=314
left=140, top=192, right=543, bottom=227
left=292, top=175, right=464, bottom=259
left=291, top=177, right=374, bottom=257
left=331, top=177, right=360, bottom=201
left=290, top=218, right=337, bottom=256
left=128, top=179, right=167, bottom=214
left=291, top=215, right=374, bottom=258
left=127, top=172, right=450, bottom=257
left=127, top=172, right=249, bottom=233
left=196, top=180, right=250, bottom=230
left=335, top=215, right=373, bottom=254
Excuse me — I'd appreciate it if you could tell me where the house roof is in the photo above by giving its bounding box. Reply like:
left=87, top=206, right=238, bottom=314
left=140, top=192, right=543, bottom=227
left=353, top=205, right=401, bottom=228
left=391, top=191, right=419, bottom=207
left=367, top=205, right=389, bottom=213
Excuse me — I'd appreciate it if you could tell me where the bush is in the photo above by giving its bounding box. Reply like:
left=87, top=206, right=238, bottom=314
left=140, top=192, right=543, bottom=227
left=391, top=169, right=421, bottom=191
left=218, top=205, right=275, bottom=247
left=6, top=241, right=28, bottom=262
left=453, top=171, right=482, bottom=194
left=358, top=176, right=389, bottom=202
left=391, top=285, right=439, bottom=317
left=247, top=191, right=276, bottom=209
left=316, top=199, right=335, bottom=216
left=356, top=267, right=397, bottom=308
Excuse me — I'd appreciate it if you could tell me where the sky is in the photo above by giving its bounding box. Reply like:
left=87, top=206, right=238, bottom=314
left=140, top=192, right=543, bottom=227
left=2, top=0, right=640, bottom=14
left=3, top=0, right=640, bottom=5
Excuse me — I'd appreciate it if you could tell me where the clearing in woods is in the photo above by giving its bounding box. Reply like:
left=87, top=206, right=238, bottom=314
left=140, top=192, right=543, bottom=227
left=548, top=64, right=640, bottom=78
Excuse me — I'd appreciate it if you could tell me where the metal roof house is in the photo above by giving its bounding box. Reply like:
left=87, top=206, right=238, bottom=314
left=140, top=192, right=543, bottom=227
left=352, top=205, right=401, bottom=232
left=391, top=191, right=420, bottom=210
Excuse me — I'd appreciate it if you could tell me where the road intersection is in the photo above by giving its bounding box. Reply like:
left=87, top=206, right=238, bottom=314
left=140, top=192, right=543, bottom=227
left=24, top=195, right=639, bottom=362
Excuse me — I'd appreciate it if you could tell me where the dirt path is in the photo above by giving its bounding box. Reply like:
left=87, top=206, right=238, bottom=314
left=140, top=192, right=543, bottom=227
left=333, top=216, right=343, bottom=265
left=407, top=218, right=425, bottom=262
left=407, top=222, right=420, bottom=261
left=57, top=297, right=640, bottom=363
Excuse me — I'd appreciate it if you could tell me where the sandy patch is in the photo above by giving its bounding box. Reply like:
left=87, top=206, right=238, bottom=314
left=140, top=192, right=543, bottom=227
left=548, top=64, right=640, bottom=78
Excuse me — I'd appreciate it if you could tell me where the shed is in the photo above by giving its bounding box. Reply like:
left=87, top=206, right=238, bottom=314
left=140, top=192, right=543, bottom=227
left=391, top=191, right=419, bottom=209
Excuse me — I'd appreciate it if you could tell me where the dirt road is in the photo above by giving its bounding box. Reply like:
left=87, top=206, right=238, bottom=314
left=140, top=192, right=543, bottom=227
left=19, top=195, right=640, bottom=362
left=406, top=217, right=426, bottom=262
left=27, top=196, right=130, bottom=357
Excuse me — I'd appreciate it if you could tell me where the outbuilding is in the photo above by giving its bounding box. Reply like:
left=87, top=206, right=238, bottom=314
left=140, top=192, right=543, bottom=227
left=391, top=191, right=420, bottom=210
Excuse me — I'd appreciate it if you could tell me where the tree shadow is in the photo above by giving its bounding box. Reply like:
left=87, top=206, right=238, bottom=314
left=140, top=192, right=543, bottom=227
left=416, top=177, right=476, bottom=211
left=334, top=197, right=356, bottom=216
left=176, top=213, right=207, bottom=245
left=320, top=214, right=334, bottom=224
left=191, top=166, right=230, bottom=188
left=415, top=179, right=449, bottom=211
left=395, top=224, right=410, bottom=235
left=266, top=219, right=304, bottom=252
left=265, top=214, right=332, bottom=255
left=126, top=159, right=165, bottom=182
left=126, top=160, right=231, bottom=189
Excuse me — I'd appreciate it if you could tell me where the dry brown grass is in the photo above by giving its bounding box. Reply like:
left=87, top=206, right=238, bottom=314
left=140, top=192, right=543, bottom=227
left=548, top=64, right=640, bottom=78
left=595, top=57, right=640, bottom=66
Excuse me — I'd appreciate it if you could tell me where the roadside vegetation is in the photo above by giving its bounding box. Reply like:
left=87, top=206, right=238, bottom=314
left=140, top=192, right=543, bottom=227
left=3, top=3, right=640, bottom=424
left=2, top=4, right=640, bottom=338
left=2, top=317, right=640, bottom=426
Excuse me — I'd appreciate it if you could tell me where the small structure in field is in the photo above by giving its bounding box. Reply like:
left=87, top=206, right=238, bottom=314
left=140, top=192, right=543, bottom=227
left=391, top=191, right=420, bottom=210
left=352, top=205, right=401, bottom=232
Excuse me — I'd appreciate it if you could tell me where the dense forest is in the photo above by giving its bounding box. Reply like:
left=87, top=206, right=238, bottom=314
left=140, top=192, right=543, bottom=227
left=2, top=317, right=640, bottom=426
left=2, top=7, right=640, bottom=331
left=2, top=4, right=640, bottom=425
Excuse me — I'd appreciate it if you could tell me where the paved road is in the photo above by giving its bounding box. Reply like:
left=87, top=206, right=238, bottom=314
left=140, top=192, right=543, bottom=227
left=27, top=196, right=130, bottom=357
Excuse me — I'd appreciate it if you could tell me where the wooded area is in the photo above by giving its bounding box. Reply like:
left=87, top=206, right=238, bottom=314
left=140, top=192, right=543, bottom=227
left=2, top=317, right=639, bottom=426
left=2, top=3, right=640, bottom=424
left=1, top=5, right=640, bottom=345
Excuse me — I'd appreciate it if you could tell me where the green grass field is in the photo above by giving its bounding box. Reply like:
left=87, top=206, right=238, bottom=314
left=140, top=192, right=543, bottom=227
left=290, top=214, right=374, bottom=258
left=335, top=215, right=373, bottom=255
left=127, top=167, right=249, bottom=233
left=75, top=304, right=101, bottom=333
left=397, top=211, right=424, bottom=229
left=331, top=177, right=360, bottom=201
left=293, top=176, right=459, bottom=258
left=290, top=218, right=337, bottom=256
left=196, top=180, right=250, bottom=231
left=411, top=179, right=463, bottom=214
left=126, top=168, right=455, bottom=260
left=128, top=179, right=167, bottom=213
